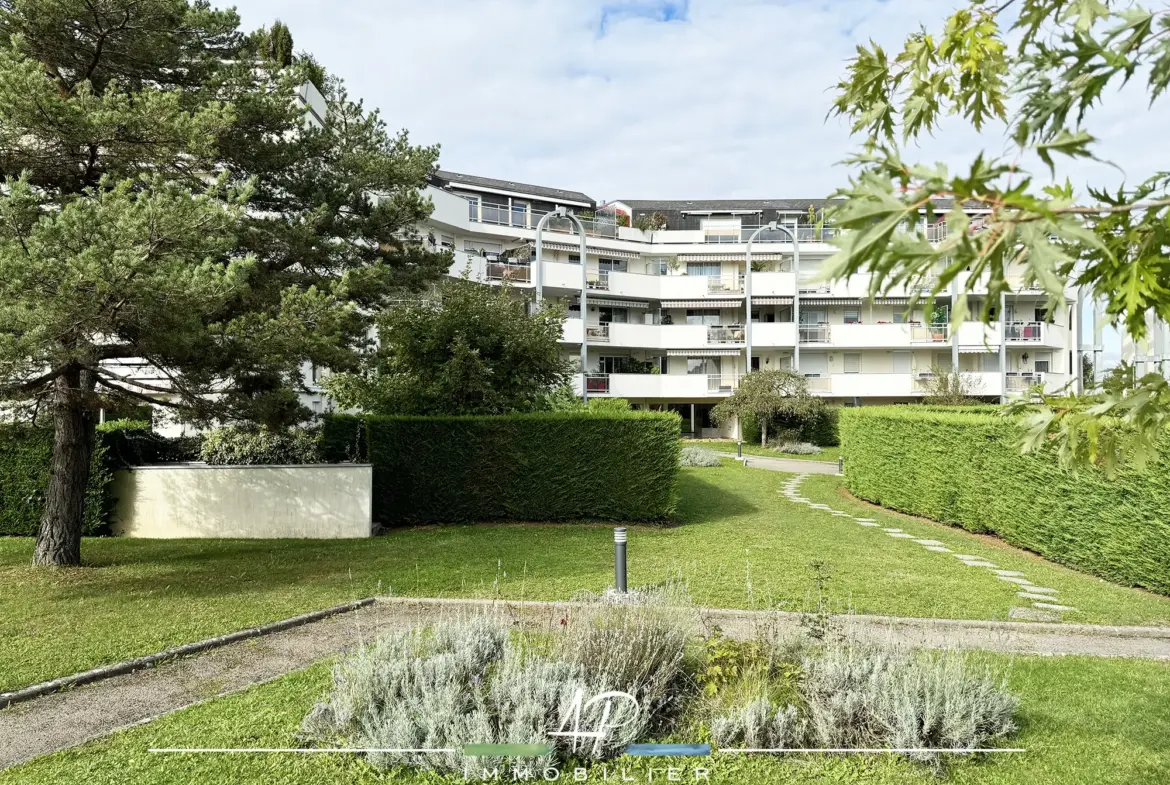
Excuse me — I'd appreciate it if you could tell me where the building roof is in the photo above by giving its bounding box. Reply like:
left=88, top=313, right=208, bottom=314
left=433, top=170, right=594, bottom=206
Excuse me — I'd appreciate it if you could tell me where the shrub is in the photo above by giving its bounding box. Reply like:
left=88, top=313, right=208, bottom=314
left=840, top=406, right=1170, bottom=594
left=775, top=442, right=823, bottom=456
left=303, top=591, right=693, bottom=773
left=798, top=406, right=840, bottom=446
left=680, top=446, right=722, bottom=467
left=200, top=426, right=321, bottom=465
left=708, top=639, right=1018, bottom=761
left=321, top=411, right=680, bottom=526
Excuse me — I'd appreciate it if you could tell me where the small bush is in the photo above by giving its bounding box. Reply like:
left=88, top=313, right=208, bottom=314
left=775, top=442, right=823, bottom=456
left=200, top=426, right=321, bottom=465
left=680, top=446, right=722, bottom=467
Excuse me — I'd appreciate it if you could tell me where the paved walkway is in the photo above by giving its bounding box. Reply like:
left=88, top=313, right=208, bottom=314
left=713, top=451, right=840, bottom=474
left=4, top=596, right=1170, bottom=770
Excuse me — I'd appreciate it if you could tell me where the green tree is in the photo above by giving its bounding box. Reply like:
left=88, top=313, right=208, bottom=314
left=827, top=0, right=1170, bottom=469
left=920, top=365, right=986, bottom=405
left=0, top=0, right=447, bottom=566
left=711, top=370, right=822, bottom=446
left=326, top=279, right=570, bottom=415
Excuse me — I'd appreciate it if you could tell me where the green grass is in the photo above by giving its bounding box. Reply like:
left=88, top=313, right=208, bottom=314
left=3, top=464, right=1169, bottom=693
left=5, top=653, right=1168, bottom=784
left=692, top=439, right=842, bottom=463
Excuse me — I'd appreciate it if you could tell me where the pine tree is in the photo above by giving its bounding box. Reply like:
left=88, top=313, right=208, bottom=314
left=0, top=0, right=449, bottom=565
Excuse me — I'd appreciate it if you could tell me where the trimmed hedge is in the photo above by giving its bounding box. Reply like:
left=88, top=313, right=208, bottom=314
left=0, top=421, right=197, bottom=537
left=322, top=412, right=681, bottom=526
left=840, top=406, right=1170, bottom=595
left=741, top=407, right=839, bottom=447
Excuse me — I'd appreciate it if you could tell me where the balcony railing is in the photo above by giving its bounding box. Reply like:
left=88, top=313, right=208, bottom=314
left=730, top=226, right=839, bottom=243
left=587, top=271, right=609, bottom=290
left=708, top=274, right=745, bottom=293
left=804, top=374, right=831, bottom=392
left=1006, top=372, right=1044, bottom=391
left=584, top=374, right=611, bottom=394
left=486, top=262, right=532, bottom=283
left=707, top=374, right=743, bottom=392
left=799, top=325, right=831, bottom=343
left=1005, top=321, right=1044, bottom=341
left=585, top=324, right=610, bottom=342
left=470, top=202, right=621, bottom=239
left=707, top=325, right=746, bottom=344
left=910, top=323, right=950, bottom=342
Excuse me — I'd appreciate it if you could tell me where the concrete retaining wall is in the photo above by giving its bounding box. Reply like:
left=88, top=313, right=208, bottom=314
left=112, top=464, right=373, bottom=538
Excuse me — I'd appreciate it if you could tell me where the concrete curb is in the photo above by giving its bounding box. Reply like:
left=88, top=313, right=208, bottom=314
left=0, top=597, right=374, bottom=710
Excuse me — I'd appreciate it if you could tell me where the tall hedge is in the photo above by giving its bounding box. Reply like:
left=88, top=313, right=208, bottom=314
left=0, top=421, right=197, bottom=537
left=840, top=407, right=1170, bottom=595
left=322, top=412, right=681, bottom=526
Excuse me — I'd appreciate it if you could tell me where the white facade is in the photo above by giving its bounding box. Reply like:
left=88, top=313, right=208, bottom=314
left=423, top=174, right=1084, bottom=436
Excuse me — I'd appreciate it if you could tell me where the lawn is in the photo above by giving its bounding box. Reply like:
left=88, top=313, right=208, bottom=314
left=691, top=439, right=842, bottom=463
left=3, top=463, right=1170, bottom=693
left=5, top=653, right=1168, bottom=784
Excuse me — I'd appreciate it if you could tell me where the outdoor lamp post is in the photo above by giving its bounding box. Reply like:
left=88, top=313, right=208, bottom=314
left=534, top=207, right=590, bottom=403
left=614, top=527, right=627, bottom=593
left=741, top=221, right=799, bottom=456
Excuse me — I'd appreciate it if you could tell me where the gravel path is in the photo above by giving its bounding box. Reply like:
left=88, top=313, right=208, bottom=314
left=714, top=452, right=841, bottom=474
left=4, top=596, right=1170, bottom=770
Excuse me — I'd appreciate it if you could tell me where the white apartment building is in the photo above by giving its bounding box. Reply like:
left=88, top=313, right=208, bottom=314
left=423, top=170, right=1086, bottom=437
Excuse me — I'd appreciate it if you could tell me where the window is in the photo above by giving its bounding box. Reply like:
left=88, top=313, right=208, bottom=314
left=466, top=196, right=480, bottom=221
left=598, top=356, right=627, bottom=374
left=982, top=353, right=1000, bottom=372
left=440, top=234, right=455, bottom=250
left=843, top=353, right=861, bottom=374
left=1034, top=307, right=1049, bottom=323
left=688, top=357, right=718, bottom=375
left=892, top=352, right=910, bottom=374
left=1035, top=351, right=1052, bottom=373
left=598, top=307, right=628, bottom=324
left=464, top=240, right=503, bottom=258
left=599, top=258, right=627, bottom=273
left=686, top=309, right=721, bottom=326
left=799, top=308, right=828, bottom=325
left=687, top=262, right=722, bottom=278
left=568, top=254, right=581, bottom=264
left=892, top=311, right=906, bottom=324
left=844, top=308, right=861, bottom=324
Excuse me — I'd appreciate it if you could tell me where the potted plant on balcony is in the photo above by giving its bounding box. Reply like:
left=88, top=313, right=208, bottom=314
left=930, top=304, right=948, bottom=341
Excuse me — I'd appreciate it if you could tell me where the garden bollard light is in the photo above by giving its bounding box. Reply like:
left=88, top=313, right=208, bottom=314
left=838, top=456, right=844, bottom=474
left=737, top=440, right=743, bottom=459
left=614, top=527, right=627, bottom=593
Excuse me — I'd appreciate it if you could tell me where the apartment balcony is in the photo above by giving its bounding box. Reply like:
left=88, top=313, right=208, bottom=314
left=485, top=261, right=532, bottom=284
left=751, top=271, right=797, bottom=297
left=471, top=203, right=621, bottom=239
left=1005, top=321, right=1044, bottom=342
left=912, top=371, right=1003, bottom=397
left=910, top=323, right=950, bottom=343
left=804, top=374, right=831, bottom=393
left=700, top=226, right=839, bottom=244
left=827, top=323, right=911, bottom=348
left=562, top=317, right=583, bottom=344
left=799, top=325, right=831, bottom=344
left=957, top=321, right=1000, bottom=348
left=752, top=322, right=797, bottom=347
left=708, top=274, right=745, bottom=294
left=580, top=323, right=710, bottom=349
left=707, top=325, right=746, bottom=345
left=831, top=373, right=915, bottom=398
left=1005, top=372, right=1070, bottom=394
left=578, top=373, right=742, bottom=398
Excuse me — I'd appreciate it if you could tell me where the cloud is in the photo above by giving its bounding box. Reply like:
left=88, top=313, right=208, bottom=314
left=230, top=0, right=1168, bottom=206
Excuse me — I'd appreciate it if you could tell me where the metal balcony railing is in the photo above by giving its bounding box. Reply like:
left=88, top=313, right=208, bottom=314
left=910, top=323, right=950, bottom=342
left=707, top=374, right=743, bottom=392
left=486, top=262, right=531, bottom=283
left=707, top=274, right=745, bottom=293
left=585, top=324, right=610, bottom=342
left=469, top=202, right=621, bottom=239
left=1006, top=372, right=1045, bottom=391
left=707, top=325, right=746, bottom=344
left=584, top=373, right=611, bottom=394
left=799, top=325, right=831, bottom=343
left=1005, top=321, right=1044, bottom=341
left=587, top=271, right=609, bottom=290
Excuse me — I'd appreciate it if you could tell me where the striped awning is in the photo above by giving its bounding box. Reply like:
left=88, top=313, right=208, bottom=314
left=586, top=297, right=650, bottom=309
left=800, top=297, right=861, bottom=306
left=660, top=299, right=742, bottom=309
left=665, top=349, right=742, bottom=357
left=676, top=252, right=787, bottom=262
left=959, top=345, right=996, bottom=353
left=751, top=296, right=793, bottom=305
left=538, top=242, right=640, bottom=260
left=873, top=296, right=911, bottom=305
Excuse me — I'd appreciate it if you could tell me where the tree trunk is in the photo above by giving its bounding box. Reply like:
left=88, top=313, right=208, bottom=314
left=34, top=370, right=97, bottom=567
left=760, top=417, right=768, bottom=447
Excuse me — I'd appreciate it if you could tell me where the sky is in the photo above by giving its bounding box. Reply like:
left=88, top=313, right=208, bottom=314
left=228, top=0, right=1164, bottom=361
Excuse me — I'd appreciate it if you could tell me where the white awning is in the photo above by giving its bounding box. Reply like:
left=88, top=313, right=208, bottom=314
left=751, top=296, right=793, bottom=305
left=873, top=296, right=911, bottom=305
left=676, top=252, right=787, bottom=262
left=801, top=297, right=861, bottom=306
left=958, top=345, right=996, bottom=353
left=660, top=299, right=743, bottom=309
left=587, top=297, right=650, bottom=309
left=539, top=242, right=640, bottom=260
left=665, top=349, right=743, bottom=357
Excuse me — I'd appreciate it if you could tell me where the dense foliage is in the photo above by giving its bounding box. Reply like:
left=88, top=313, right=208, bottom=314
left=326, top=278, right=570, bottom=416
left=200, top=426, right=321, bottom=466
left=0, top=1, right=447, bottom=564
left=742, top=406, right=839, bottom=447
left=828, top=0, right=1170, bottom=468
left=712, top=371, right=823, bottom=446
left=0, top=420, right=191, bottom=536
left=321, top=412, right=680, bottom=526
left=840, top=406, right=1170, bottom=594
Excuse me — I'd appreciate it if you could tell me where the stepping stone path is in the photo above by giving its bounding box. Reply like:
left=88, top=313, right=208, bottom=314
left=779, top=473, right=1078, bottom=618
